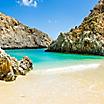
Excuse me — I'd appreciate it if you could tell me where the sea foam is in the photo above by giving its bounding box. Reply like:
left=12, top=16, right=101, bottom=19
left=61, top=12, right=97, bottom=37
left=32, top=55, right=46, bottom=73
left=35, top=63, right=100, bottom=74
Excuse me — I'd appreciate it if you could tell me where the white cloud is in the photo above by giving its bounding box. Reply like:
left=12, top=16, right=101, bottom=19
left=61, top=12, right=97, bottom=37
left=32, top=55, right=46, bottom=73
left=32, top=1, right=38, bottom=7
left=17, top=0, right=38, bottom=7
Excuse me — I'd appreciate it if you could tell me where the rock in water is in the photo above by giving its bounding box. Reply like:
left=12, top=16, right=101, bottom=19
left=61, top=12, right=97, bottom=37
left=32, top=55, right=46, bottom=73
left=0, top=48, right=33, bottom=81
left=18, top=56, right=33, bottom=75
left=47, top=0, right=104, bottom=55
left=0, top=12, right=52, bottom=49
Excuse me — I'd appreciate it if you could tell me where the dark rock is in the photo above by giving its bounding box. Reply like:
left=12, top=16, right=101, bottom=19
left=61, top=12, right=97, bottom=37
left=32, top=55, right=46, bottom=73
left=46, top=0, right=104, bottom=56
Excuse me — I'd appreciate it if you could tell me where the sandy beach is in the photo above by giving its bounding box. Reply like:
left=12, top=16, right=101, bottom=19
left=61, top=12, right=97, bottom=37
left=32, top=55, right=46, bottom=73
left=0, top=62, right=104, bottom=104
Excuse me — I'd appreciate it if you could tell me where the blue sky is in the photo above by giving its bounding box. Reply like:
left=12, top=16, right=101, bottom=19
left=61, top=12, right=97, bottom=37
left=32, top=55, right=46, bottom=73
left=0, top=0, right=98, bottom=39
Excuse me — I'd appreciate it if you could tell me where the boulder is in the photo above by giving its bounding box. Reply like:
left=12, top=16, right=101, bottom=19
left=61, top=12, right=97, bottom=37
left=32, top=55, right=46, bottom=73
left=0, top=48, right=33, bottom=81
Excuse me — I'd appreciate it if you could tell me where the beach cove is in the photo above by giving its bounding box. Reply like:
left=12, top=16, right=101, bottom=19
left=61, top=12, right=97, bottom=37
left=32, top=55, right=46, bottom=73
left=1, top=0, right=104, bottom=104
left=0, top=49, right=103, bottom=104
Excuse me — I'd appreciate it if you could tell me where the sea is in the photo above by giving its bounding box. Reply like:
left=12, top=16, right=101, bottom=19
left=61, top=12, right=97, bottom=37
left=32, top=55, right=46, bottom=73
left=5, top=48, right=104, bottom=70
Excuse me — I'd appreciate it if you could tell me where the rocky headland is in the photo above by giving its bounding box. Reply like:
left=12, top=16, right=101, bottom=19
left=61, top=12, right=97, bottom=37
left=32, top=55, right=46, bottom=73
left=0, top=12, right=52, bottom=49
left=46, top=0, right=104, bottom=55
left=0, top=48, right=33, bottom=81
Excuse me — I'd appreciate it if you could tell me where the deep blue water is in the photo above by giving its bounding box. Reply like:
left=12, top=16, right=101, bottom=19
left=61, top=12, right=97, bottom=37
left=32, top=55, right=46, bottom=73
left=5, top=49, right=104, bottom=70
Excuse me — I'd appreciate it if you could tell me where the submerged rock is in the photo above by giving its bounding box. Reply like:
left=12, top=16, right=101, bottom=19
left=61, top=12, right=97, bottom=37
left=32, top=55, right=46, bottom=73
left=0, top=48, right=33, bottom=81
left=47, top=0, right=104, bottom=55
left=0, top=12, right=52, bottom=49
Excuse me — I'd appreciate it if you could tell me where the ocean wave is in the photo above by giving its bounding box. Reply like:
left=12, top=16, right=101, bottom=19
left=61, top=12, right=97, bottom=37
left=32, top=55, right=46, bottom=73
left=34, top=63, right=100, bottom=74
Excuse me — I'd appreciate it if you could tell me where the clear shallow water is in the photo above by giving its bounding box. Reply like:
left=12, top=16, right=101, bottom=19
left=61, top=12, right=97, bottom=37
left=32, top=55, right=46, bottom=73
left=5, top=49, right=104, bottom=70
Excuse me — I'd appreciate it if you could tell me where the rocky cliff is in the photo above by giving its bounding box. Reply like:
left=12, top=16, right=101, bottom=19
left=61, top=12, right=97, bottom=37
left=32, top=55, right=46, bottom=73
left=0, top=12, right=52, bottom=49
left=46, top=0, right=104, bottom=55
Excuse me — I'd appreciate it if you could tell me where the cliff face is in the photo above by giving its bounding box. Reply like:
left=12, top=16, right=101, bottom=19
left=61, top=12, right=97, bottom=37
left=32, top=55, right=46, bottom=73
left=0, top=13, right=52, bottom=49
left=47, top=0, right=104, bottom=55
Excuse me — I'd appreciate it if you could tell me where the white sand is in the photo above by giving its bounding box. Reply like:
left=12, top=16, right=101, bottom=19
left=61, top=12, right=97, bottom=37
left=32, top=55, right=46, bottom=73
left=0, top=62, right=104, bottom=104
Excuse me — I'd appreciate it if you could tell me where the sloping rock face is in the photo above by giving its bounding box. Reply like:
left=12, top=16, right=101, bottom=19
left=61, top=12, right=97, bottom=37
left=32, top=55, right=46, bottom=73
left=0, top=48, right=33, bottom=81
left=0, top=13, right=52, bottom=49
left=47, top=0, right=104, bottom=55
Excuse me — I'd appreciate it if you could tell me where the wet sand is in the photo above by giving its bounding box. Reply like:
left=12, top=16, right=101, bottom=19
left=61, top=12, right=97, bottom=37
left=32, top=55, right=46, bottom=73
left=0, top=62, right=104, bottom=104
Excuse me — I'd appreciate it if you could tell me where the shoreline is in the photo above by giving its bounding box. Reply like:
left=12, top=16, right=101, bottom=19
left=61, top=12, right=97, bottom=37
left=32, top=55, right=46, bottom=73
left=3, top=47, right=47, bottom=50
left=34, top=59, right=103, bottom=70
left=0, top=61, right=104, bottom=104
left=34, top=62, right=100, bottom=74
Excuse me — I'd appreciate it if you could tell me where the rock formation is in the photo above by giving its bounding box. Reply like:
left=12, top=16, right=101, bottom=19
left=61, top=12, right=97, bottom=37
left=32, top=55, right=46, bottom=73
left=46, top=0, right=104, bottom=55
left=0, top=12, right=52, bottom=49
left=0, top=48, right=33, bottom=81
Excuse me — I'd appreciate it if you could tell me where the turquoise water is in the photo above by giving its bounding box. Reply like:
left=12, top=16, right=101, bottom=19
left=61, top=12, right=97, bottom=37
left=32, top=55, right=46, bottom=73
left=5, top=49, right=104, bottom=70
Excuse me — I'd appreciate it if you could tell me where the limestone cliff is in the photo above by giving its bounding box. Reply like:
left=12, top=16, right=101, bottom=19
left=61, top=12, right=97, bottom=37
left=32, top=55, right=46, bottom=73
left=0, top=12, right=52, bottom=49
left=47, top=0, right=104, bottom=55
